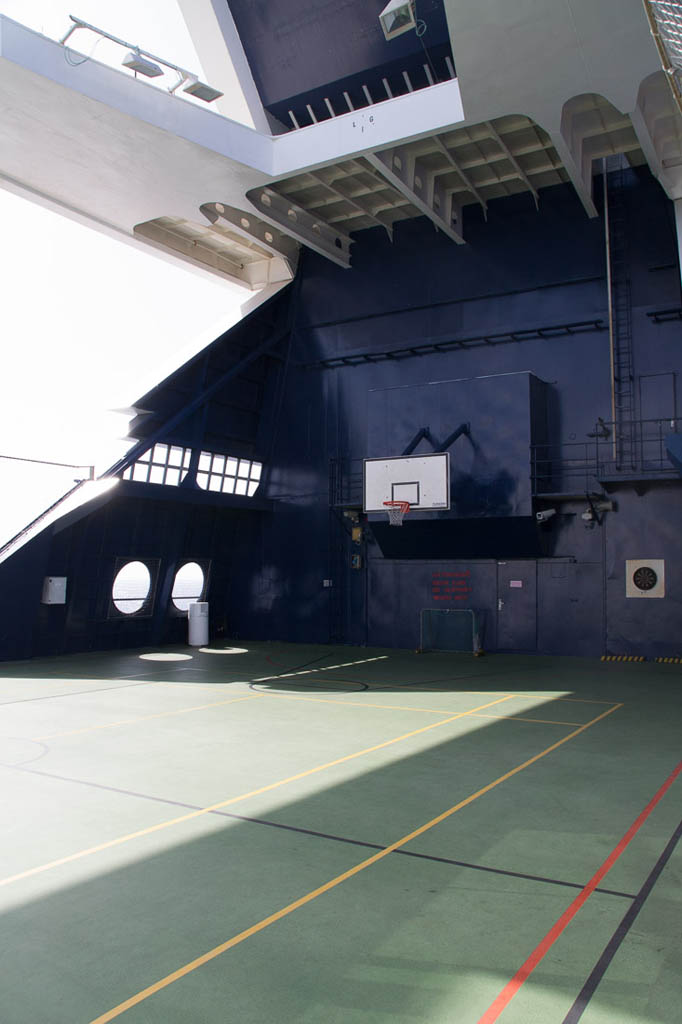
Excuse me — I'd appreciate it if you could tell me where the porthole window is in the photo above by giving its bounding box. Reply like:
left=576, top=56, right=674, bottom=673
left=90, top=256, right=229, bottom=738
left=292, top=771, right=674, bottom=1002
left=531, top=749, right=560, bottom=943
left=112, top=561, right=151, bottom=615
left=171, top=561, right=206, bottom=612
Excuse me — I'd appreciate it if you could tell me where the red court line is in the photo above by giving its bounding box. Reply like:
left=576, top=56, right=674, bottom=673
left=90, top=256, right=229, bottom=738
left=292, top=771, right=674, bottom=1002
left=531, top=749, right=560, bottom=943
left=477, top=758, right=682, bottom=1024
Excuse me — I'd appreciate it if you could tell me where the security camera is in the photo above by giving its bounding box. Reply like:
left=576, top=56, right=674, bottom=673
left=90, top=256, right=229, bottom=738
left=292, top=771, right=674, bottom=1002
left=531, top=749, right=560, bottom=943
left=536, top=508, right=557, bottom=523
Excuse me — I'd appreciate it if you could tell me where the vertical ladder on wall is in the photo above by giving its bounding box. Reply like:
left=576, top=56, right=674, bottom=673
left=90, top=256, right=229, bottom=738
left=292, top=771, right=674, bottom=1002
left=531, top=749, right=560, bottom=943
left=605, top=156, right=636, bottom=470
left=328, top=461, right=346, bottom=642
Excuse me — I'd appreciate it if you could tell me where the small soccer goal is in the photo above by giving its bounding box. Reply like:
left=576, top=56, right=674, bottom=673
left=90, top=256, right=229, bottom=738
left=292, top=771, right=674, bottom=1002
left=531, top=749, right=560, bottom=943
left=419, top=608, right=483, bottom=655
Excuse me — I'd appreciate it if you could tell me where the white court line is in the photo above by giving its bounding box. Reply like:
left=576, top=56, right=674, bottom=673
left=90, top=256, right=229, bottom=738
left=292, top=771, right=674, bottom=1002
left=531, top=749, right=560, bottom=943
left=253, top=655, right=389, bottom=682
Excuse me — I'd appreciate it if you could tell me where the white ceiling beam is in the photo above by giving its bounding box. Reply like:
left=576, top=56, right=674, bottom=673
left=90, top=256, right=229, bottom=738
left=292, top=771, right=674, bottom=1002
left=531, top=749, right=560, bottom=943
left=245, top=186, right=353, bottom=268
left=431, top=135, right=488, bottom=216
left=307, top=170, right=394, bottom=239
left=366, top=147, right=466, bottom=244
left=486, top=122, right=539, bottom=208
left=200, top=203, right=300, bottom=266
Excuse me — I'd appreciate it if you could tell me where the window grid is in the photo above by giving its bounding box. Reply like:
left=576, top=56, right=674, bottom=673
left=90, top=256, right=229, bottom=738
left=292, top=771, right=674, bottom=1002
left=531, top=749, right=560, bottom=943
left=196, top=451, right=262, bottom=496
left=121, top=445, right=262, bottom=497
left=122, top=443, right=192, bottom=487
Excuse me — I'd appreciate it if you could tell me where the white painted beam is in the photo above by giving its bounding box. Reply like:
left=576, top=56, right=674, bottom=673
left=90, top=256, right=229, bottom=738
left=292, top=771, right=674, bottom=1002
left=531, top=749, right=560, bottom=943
left=366, top=148, right=466, bottom=244
left=245, top=187, right=353, bottom=268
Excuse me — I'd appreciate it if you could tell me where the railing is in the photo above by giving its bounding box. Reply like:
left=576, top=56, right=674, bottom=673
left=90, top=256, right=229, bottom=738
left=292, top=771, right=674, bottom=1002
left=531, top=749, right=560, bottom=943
left=329, top=458, right=364, bottom=508
left=331, top=418, right=681, bottom=508
left=531, top=417, right=681, bottom=494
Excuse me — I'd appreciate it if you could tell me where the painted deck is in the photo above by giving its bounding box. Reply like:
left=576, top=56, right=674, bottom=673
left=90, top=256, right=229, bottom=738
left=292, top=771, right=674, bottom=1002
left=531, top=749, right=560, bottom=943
left=0, top=643, right=680, bottom=1023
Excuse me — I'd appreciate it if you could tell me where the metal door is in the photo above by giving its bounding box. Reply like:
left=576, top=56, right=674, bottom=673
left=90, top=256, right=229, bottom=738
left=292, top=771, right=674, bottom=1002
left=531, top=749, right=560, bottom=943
left=496, top=561, right=537, bottom=651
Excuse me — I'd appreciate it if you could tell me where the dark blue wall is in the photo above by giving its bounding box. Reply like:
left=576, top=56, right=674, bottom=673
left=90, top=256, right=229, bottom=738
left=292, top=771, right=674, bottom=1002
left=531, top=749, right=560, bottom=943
left=1, top=168, right=681, bottom=662
left=227, top=0, right=453, bottom=126
left=250, top=169, right=682, bottom=658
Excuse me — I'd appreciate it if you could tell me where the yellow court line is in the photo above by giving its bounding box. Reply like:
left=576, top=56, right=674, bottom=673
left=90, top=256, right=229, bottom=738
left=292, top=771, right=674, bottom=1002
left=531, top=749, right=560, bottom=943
left=258, top=692, right=586, bottom=727
left=367, top=687, right=620, bottom=706
left=33, top=694, right=262, bottom=741
left=469, top=693, right=620, bottom=707
left=0, top=695, right=513, bottom=890
left=90, top=701, right=624, bottom=1024
left=469, top=712, right=584, bottom=727
left=255, top=691, right=473, bottom=716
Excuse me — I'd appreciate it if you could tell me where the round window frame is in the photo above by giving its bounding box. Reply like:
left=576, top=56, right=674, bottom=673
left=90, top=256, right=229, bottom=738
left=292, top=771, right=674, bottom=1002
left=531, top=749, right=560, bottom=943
left=170, top=559, right=209, bottom=614
left=111, top=560, right=153, bottom=617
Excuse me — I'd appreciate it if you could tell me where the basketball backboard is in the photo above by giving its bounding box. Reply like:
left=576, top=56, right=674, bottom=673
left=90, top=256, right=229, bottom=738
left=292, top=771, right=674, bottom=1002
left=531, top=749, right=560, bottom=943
left=363, top=453, right=450, bottom=512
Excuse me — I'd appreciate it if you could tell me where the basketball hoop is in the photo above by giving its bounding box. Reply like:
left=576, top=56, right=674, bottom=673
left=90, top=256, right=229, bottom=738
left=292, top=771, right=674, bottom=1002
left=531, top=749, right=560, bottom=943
left=383, top=500, right=410, bottom=526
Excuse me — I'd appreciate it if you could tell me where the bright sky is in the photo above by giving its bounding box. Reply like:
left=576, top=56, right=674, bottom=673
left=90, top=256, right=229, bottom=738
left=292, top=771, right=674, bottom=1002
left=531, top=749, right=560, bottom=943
left=0, top=1, right=251, bottom=548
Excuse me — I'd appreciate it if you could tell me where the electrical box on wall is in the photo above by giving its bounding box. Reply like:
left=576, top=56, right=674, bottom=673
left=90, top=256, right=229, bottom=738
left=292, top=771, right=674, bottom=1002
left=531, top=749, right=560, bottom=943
left=41, top=576, right=67, bottom=604
left=625, top=559, right=665, bottom=598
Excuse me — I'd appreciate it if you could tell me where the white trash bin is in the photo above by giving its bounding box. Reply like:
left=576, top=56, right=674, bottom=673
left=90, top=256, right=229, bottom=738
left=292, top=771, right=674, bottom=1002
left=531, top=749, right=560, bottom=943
left=188, top=601, right=209, bottom=646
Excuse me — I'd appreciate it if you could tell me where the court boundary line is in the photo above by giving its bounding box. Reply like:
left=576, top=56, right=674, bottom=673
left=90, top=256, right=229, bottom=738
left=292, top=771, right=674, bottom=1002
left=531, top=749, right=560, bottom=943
left=5, top=760, right=635, bottom=900
left=250, top=690, right=587, bottom=726
left=0, top=695, right=513, bottom=890
left=477, top=758, right=682, bottom=1024
left=21, top=687, right=605, bottom=742
left=88, top=702, right=623, bottom=1024
left=561, top=814, right=682, bottom=1023
left=32, top=693, right=263, bottom=741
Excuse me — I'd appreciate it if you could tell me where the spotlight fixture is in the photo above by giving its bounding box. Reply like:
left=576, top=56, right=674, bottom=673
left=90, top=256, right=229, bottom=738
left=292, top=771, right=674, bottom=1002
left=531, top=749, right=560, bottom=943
left=122, top=50, right=164, bottom=78
left=59, top=16, right=223, bottom=103
left=182, top=80, right=224, bottom=103
left=379, top=0, right=417, bottom=41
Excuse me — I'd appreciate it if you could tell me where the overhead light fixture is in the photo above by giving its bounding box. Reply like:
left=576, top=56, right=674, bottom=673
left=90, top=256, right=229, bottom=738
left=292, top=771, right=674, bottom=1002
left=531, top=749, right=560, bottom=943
left=182, top=80, right=224, bottom=103
left=379, top=0, right=417, bottom=41
left=122, top=50, right=164, bottom=78
left=59, top=15, right=223, bottom=103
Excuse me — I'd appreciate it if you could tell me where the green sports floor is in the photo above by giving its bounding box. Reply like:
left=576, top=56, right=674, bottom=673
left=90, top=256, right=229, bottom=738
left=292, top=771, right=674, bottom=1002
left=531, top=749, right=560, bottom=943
left=0, top=642, right=680, bottom=1023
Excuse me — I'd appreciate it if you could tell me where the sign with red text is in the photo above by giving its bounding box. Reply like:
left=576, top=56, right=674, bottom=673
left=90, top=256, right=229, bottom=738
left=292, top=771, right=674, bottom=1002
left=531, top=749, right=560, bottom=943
left=431, top=570, right=473, bottom=603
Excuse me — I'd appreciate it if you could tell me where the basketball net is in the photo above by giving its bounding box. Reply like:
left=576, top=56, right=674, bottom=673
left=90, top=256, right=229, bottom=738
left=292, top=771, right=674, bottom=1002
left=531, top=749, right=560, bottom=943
left=383, top=500, right=410, bottom=526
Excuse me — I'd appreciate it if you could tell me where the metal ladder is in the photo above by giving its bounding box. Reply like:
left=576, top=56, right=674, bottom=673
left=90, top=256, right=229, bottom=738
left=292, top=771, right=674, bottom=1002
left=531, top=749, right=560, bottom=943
left=605, top=156, right=636, bottom=470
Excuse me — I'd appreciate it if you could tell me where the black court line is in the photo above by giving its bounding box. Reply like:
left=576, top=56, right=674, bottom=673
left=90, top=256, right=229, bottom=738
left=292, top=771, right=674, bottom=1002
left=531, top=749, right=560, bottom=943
left=250, top=678, right=370, bottom=694
left=5, top=762, right=635, bottom=900
left=0, top=679, right=163, bottom=707
left=561, top=816, right=682, bottom=1023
